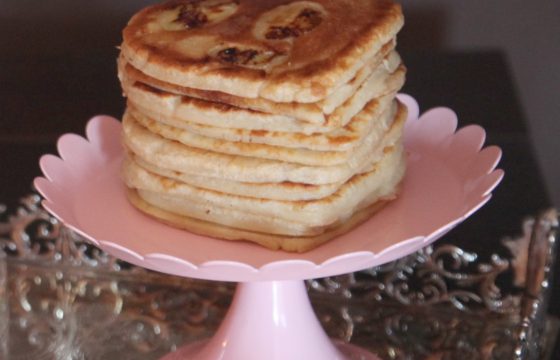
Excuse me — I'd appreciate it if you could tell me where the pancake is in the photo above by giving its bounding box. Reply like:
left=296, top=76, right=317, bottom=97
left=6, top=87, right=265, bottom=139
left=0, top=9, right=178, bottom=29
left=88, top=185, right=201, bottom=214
left=123, top=143, right=405, bottom=234
left=127, top=94, right=398, bottom=153
left=121, top=62, right=405, bottom=133
left=118, top=47, right=403, bottom=125
left=120, top=0, right=404, bottom=102
left=128, top=153, right=344, bottom=201
left=123, top=61, right=404, bottom=136
left=127, top=188, right=391, bottom=253
left=122, top=100, right=406, bottom=184
left=125, top=97, right=396, bottom=165
left=123, top=82, right=327, bottom=134
left=321, top=50, right=402, bottom=115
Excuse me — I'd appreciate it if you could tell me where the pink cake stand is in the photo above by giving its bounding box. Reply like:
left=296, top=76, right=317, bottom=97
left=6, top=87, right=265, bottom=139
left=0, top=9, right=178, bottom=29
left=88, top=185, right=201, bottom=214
left=34, top=95, right=503, bottom=360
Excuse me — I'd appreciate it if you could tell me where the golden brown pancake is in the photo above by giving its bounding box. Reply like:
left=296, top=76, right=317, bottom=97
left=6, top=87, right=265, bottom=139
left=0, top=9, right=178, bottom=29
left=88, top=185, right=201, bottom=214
left=128, top=188, right=393, bottom=253
left=121, top=0, right=404, bottom=102
left=120, top=60, right=406, bottom=132
left=121, top=100, right=406, bottom=184
left=123, top=143, right=405, bottom=233
left=118, top=0, right=407, bottom=252
left=124, top=94, right=397, bottom=157
left=118, top=45, right=402, bottom=125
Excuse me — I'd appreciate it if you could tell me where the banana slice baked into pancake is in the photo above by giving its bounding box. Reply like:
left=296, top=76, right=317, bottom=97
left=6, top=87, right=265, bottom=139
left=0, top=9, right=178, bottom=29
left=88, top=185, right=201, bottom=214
left=121, top=0, right=404, bottom=102
left=119, top=0, right=408, bottom=252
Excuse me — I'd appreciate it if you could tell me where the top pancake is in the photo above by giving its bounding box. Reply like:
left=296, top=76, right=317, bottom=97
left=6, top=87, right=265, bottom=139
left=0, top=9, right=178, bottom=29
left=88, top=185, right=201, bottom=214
left=121, top=0, right=404, bottom=103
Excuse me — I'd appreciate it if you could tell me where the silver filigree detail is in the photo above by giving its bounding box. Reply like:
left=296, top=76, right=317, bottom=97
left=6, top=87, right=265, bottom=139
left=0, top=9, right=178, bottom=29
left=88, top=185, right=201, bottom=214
left=511, top=209, right=558, bottom=360
left=308, top=243, right=516, bottom=313
left=1, top=194, right=127, bottom=271
left=310, top=209, right=559, bottom=360
left=6, top=260, right=231, bottom=359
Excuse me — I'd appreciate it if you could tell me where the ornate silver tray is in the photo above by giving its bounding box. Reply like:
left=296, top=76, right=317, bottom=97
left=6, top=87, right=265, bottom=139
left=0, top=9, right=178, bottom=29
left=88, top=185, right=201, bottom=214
left=0, top=194, right=557, bottom=360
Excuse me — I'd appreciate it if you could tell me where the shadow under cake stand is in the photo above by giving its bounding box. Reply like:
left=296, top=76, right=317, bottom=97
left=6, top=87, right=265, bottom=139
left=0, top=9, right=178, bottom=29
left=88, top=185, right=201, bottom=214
left=34, top=95, right=503, bottom=360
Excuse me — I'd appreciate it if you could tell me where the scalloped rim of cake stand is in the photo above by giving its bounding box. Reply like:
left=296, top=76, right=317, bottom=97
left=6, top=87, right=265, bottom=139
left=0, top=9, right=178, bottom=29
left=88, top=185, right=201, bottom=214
left=34, top=94, right=503, bottom=282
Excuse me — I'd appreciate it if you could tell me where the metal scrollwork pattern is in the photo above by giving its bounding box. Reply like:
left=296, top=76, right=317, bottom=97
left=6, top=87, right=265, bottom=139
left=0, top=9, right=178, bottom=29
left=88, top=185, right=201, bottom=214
left=0, top=194, right=123, bottom=271
left=1, top=194, right=234, bottom=359
left=5, top=261, right=231, bottom=359
left=309, top=209, right=558, bottom=360
left=308, top=244, right=516, bottom=313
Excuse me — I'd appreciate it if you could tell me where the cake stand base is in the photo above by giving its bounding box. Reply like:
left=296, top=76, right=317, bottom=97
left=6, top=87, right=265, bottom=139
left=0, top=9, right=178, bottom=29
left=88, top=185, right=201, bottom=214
left=160, top=281, right=379, bottom=360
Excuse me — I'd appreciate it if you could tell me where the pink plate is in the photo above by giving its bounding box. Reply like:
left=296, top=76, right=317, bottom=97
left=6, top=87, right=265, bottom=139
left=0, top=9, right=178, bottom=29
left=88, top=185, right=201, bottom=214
left=34, top=95, right=503, bottom=282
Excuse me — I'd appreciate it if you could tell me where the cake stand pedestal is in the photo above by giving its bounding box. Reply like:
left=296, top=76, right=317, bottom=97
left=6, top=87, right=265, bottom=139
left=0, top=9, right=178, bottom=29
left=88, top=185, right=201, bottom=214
left=162, top=280, right=374, bottom=360
left=35, top=95, right=503, bottom=360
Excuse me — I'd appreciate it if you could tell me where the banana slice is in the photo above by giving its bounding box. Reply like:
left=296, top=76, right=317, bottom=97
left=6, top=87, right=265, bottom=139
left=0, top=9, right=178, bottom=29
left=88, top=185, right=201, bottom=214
left=253, top=1, right=327, bottom=41
left=209, top=44, right=288, bottom=70
left=149, top=0, right=239, bottom=32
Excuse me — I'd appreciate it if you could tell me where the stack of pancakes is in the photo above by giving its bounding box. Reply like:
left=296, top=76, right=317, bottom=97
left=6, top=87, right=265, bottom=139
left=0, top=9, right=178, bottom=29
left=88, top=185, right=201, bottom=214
left=118, top=0, right=407, bottom=252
